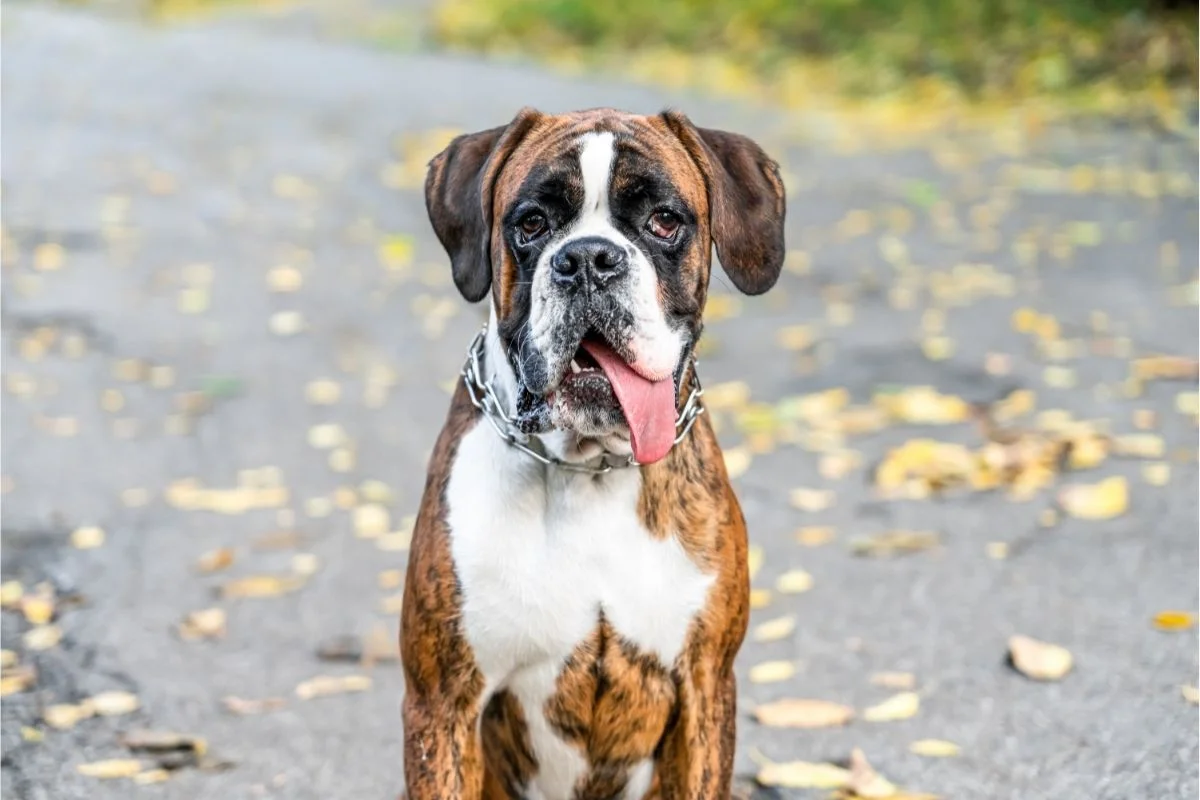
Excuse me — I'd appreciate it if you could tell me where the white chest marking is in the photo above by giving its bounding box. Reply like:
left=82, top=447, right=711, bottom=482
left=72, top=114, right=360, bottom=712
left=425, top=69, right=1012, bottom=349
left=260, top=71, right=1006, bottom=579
left=447, top=414, right=714, bottom=800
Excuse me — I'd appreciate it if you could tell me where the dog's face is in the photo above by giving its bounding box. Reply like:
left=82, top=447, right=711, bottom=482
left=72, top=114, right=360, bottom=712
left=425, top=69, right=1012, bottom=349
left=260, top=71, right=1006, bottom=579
left=426, top=108, right=785, bottom=463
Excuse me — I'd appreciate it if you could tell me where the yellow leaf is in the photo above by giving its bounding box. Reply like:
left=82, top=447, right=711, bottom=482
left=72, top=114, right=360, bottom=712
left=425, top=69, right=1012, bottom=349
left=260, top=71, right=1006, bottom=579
left=1008, top=635, right=1073, bottom=681
left=775, top=570, right=813, bottom=594
left=1182, top=685, right=1199, bottom=705
left=746, top=545, right=764, bottom=581
left=1142, top=462, right=1171, bottom=486
left=305, top=379, right=342, bottom=405
left=910, top=739, right=961, bottom=757
left=848, top=748, right=897, bottom=798
left=353, top=503, right=391, bottom=538
left=789, top=488, right=834, bottom=512
left=752, top=615, right=796, bottom=643
left=133, top=769, right=171, bottom=785
left=862, top=691, right=920, bottom=722
left=775, top=324, right=816, bottom=351
left=851, top=531, right=939, bottom=558
left=753, top=698, right=853, bottom=728
left=1058, top=475, right=1128, bottom=520
left=722, top=446, right=751, bottom=478
left=196, top=548, right=234, bottom=573
left=23, top=625, right=62, bottom=651
left=295, top=674, right=372, bottom=700
left=219, top=575, right=303, bottom=599
left=795, top=527, right=835, bottom=547
left=45, top=703, right=92, bottom=729
left=76, top=759, right=143, bottom=779
left=90, top=691, right=139, bottom=716
left=749, top=588, right=772, bottom=610
left=268, top=310, right=305, bottom=336
left=178, top=608, right=227, bottom=640
left=749, top=660, right=796, bottom=684
left=756, top=759, right=849, bottom=789
left=70, top=526, right=105, bottom=550
left=266, top=265, right=303, bottom=293
left=870, top=671, right=916, bottom=689
left=703, top=381, right=750, bottom=411
left=1152, top=610, right=1196, bottom=631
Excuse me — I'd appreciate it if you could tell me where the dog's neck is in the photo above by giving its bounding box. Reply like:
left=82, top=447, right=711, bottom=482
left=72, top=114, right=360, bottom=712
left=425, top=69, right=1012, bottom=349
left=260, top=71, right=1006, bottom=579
left=483, top=306, right=635, bottom=472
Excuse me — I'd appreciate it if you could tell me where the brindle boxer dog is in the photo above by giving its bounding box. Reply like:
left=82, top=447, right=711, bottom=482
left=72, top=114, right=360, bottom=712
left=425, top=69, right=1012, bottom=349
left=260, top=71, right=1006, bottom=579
left=401, top=107, right=786, bottom=800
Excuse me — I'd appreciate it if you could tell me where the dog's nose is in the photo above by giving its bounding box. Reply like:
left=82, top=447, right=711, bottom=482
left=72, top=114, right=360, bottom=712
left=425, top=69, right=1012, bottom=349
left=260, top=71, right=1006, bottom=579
left=550, top=237, right=629, bottom=289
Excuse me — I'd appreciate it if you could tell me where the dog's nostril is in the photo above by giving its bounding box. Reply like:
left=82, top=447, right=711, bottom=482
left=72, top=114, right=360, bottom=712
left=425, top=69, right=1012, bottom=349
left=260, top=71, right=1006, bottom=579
left=550, top=250, right=580, bottom=278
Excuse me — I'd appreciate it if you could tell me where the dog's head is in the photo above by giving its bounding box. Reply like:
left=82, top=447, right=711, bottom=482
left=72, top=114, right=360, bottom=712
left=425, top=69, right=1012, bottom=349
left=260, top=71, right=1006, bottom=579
left=426, top=108, right=785, bottom=464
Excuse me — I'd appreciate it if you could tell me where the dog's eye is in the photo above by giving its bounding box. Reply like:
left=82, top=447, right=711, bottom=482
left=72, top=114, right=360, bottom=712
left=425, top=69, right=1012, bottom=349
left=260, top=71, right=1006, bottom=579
left=646, top=210, right=680, bottom=240
left=518, top=212, right=548, bottom=241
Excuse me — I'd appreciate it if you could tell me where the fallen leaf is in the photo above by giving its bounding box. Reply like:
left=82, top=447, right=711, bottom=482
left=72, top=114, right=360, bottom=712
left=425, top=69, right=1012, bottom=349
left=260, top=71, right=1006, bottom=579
left=757, top=759, right=850, bottom=789
left=177, top=608, right=227, bottom=640
left=749, top=589, right=772, bottom=610
left=1142, top=462, right=1171, bottom=486
left=196, top=548, right=234, bottom=573
left=775, top=570, right=813, bottom=594
left=748, top=661, right=796, bottom=684
left=790, top=488, right=834, bottom=512
left=746, top=545, right=764, bottom=581
left=21, top=594, right=55, bottom=626
left=268, top=311, right=305, bottom=336
left=862, top=691, right=920, bottom=722
left=45, top=703, right=92, bottom=729
left=986, top=541, right=1009, bottom=560
left=71, top=526, right=105, bottom=549
left=90, top=690, right=139, bottom=716
left=305, top=379, right=341, bottom=405
left=1182, top=685, right=1199, bottom=705
left=266, top=265, right=303, bottom=293
left=378, top=569, right=403, bottom=589
left=752, top=616, right=796, bottom=643
left=910, top=739, right=961, bottom=757
left=0, top=580, right=23, bottom=607
left=870, top=671, right=916, bottom=690
left=753, top=698, right=853, bottom=728
left=722, top=446, right=752, bottom=478
left=0, top=665, right=35, bottom=697
left=221, top=696, right=286, bottom=716
left=354, top=504, right=390, bottom=538
left=219, top=575, right=304, bottom=599
left=23, top=625, right=62, bottom=651
left=76, top=759, right=143, bottom=779
left=795, top=526, right=835, bottom=546
left=1058, top=475, right=1128, bottom=520
left=133, top=769, right=171, bottom=785
left=1152, top=611, right=1196, bottom=631
left=295, top=674, right=372, bottom=700
left=848, top=748, right=897, bottom=798
left=122, top=729, right=208, bottom=757
left=1008, top=635, right=1073, bottom=681
left=851, top=531, right=939, bottom=558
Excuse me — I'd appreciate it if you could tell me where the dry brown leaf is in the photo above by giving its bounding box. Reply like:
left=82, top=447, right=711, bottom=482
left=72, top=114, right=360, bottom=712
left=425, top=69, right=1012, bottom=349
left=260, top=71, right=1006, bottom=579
left=910, top=739, right=961, bottom=757
left=76, top=759, right=143, bottom=779
left=1152, top=611, right=1196, bottom=631
left=775, top=570, right=813, bottom=594
left=848, top=748, right=897, bottom=798
left=295, top=674, right=372, bottom=700
left=753, top=698, right=854, bottom=729
left=178, top=608, right=227, bottom=640
left=122, top=728, right=208, bottom=756
left=752, top=615, right=796, bottom=643
left=870, top=671, right=917, bottom=690
left=757, top=759, right=850, bottom=790
left=91, top=690, right=139, bottom=716
left=1008, top=635, right=1073, bottom=681
left=862, top=691, right=920, bottom=722
left=748, top=661, right=796, bottom=684
left=1058, top=476, right=1128, bottom=520
left=219, top=575, right=303, bottom=599
left=221, top=695, right=286, bottom=716
left=851, top=531, right=939, bottom=558
left=196, top=548, right=234, bottom=573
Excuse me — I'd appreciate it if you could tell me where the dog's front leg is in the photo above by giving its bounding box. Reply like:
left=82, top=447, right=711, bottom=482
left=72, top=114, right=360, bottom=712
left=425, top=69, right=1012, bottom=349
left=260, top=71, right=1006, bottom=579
left=654, top=662, right=739, bottom=799
left=402, top=692, right=484, bottom=799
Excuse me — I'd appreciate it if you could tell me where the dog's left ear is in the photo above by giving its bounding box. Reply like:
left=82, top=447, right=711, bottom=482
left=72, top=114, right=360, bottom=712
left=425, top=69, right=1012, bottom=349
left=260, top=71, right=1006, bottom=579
left=661, top=111, right=786, bottom=296
left=426, top=108, right=544, bottom=302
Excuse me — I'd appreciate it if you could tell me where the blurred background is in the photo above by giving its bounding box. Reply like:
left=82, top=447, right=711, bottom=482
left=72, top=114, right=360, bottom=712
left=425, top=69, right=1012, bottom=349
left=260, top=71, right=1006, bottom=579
left=1, top=0, right=1197, bottom=798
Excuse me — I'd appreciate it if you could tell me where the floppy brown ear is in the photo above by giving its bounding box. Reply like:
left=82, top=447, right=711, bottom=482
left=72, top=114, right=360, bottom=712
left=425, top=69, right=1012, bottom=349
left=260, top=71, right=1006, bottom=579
left=661, top=111, right=786, bottom=295
left=425, top=108, right=543, bottom=302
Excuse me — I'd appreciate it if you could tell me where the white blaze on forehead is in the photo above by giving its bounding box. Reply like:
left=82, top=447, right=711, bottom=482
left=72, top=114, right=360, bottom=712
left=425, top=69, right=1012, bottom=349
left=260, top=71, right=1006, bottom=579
left=577, top=131, right=616, bottom=218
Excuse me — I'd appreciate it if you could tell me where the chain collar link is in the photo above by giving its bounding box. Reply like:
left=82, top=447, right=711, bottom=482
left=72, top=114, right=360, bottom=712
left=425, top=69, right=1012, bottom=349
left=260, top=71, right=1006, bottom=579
left=460, top=327, right=704, bottom=475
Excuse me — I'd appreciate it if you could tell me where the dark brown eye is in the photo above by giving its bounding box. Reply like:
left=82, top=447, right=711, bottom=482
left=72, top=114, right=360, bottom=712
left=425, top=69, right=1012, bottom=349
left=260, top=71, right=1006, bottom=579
left=518, top=212, right=547, bottom=240
left=646, top=210, right=680, bottom=240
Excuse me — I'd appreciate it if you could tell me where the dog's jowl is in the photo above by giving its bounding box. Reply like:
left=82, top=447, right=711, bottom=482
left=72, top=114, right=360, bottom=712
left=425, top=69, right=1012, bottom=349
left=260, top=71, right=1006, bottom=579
left=401, top=108, right=786, bottom=800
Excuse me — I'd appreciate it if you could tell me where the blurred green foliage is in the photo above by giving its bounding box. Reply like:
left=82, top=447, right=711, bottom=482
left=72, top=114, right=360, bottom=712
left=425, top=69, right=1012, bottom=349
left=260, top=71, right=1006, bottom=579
left=433, top=0, right=1196, bottom=102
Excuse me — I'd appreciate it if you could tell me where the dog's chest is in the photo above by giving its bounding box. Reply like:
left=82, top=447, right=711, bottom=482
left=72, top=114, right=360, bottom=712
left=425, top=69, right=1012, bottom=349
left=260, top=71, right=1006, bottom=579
left=446, top=423, right=713, bottom=797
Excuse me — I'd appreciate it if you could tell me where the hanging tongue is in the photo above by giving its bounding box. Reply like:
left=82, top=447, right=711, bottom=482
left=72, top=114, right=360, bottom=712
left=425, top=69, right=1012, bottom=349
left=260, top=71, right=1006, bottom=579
left=578, top=338, right=677, bottom=464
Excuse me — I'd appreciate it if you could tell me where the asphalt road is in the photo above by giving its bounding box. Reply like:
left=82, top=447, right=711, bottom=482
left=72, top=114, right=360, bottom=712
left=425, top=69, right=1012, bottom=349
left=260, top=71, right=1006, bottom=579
left=1, top=4, right=1197, bottom=799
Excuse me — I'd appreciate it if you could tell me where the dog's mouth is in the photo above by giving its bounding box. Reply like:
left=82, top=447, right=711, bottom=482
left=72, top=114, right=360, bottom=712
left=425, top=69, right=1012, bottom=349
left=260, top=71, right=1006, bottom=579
left=548, top=332, right=678, bottom=464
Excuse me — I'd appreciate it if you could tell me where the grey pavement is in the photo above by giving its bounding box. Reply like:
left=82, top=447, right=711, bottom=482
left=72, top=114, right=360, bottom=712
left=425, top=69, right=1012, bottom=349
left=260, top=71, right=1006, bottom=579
left=1, top=4, right=1197, bottom=799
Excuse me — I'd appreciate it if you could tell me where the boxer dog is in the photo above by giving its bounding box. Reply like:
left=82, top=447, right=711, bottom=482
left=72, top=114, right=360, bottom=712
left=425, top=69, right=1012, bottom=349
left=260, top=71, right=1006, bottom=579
left=401, top=108, right=785, bottom=799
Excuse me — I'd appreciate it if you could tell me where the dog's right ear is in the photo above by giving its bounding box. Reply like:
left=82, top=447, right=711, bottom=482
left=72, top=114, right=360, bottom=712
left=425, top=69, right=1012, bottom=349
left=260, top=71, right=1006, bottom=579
left=425, top=108, right=543, bottom=303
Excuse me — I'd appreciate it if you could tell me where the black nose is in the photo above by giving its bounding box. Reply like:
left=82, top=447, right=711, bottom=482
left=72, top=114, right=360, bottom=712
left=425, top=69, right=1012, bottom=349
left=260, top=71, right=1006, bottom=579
left=550, top=236, right=629, bottom=289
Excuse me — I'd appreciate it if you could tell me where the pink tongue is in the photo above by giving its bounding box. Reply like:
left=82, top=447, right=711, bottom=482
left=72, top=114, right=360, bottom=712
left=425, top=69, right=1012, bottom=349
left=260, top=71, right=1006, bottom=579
left=579, top=339, right=676, bottom=464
